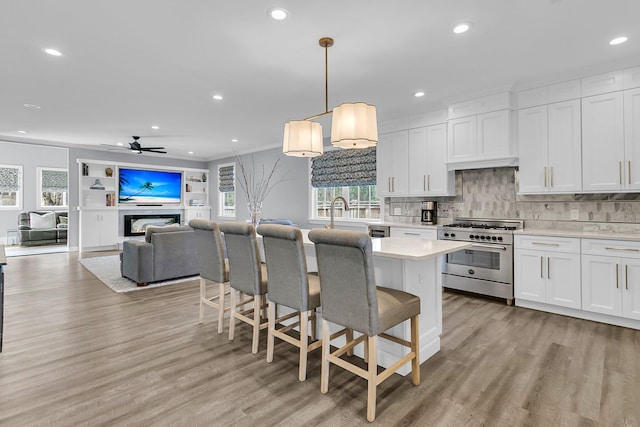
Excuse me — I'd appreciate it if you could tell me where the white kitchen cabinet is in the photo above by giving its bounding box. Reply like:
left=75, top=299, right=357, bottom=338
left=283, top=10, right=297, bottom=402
left=447, top=109, right=514, bottom=168
left=79, top=210, right=118, bottom=251
left=624, top=88, right=640, bottom=189
left=408, top=124, right=454, bottom=196
left=581, top=239, right=640, bottom=320
left=377, top=130, right=409, bottom=196
left=582, top=92, right=625, bottom=191
left=514, top=235, right=581, bottom=308
left=518, top=100, right=581, bottom=193
left=389, top=227, right=437, bottom=240
left=184, top=208, right=210, bottom=222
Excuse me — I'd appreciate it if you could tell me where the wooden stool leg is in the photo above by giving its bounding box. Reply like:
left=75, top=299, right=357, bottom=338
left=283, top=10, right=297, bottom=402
left=228, top=289, right=236, bottom=341
left=299, top=310, right=309, bottom=381
left=217, top=282, right=225, bottom=334
left=199, top=277, right=205, bottom=324
left=310, top=309, right=317, bottom=341
left=367, top=335, right=377, bottom=423
left=266, top=301, right=276, bottom=363
left=320, top=319, right=330, bottom=394
left=346, top=328, right=354, bottom=357
left=251, top=295, right=261, bottom=354
left=411, top=315, right=420, bottom=386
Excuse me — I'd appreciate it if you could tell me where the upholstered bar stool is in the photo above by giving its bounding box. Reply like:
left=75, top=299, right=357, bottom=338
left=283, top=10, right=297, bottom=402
left=189, top=219, right=230, bottom=333
left=218, top=222, right=268, bottom=354
left=308, top=229, right=421, bottom=423
left=257, top=224, right=322, bottom=381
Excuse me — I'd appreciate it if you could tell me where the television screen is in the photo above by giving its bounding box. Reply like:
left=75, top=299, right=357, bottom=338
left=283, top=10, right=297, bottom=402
left=118, top=168, right=182, bottom=205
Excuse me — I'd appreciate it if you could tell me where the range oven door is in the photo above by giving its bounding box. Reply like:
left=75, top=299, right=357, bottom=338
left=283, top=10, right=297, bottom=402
left=441, top=242, right=512, bottom=284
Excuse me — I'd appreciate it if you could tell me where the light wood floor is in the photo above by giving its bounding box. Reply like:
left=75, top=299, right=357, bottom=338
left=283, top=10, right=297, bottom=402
left=1, top=251, right=639, bottom=426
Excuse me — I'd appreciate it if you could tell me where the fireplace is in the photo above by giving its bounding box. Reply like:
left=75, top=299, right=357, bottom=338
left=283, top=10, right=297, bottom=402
left=124, top=214, right=181, bottom=236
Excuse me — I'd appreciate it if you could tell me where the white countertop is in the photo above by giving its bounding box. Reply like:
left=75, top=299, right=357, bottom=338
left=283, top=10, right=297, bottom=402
left=299, top=230, right=470, bottom=260
left=367, top=222, right=439, bottom=230
left=515, top=228, right=640, bottom=242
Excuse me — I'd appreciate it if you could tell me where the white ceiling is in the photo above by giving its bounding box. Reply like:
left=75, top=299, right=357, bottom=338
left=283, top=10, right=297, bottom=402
left=1, top=0, right=640, bottom=161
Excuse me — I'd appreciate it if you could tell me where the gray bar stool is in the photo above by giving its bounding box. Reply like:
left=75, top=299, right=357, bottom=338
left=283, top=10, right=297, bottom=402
left=219, top=222, right=268, bottom=354
left=189, top=219, right=230, bottom=333
left=308, top=228, right=421, bottom=423
left=257, top=224, right=321, bottom=381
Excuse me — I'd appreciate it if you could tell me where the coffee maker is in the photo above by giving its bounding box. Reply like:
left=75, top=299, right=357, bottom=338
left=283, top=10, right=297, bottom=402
left=421, top=201, right=437, bottom=224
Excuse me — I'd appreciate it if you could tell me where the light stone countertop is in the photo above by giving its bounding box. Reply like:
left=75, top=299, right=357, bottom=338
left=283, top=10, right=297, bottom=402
left=515, top=228, right=640, bottom=242
left=366, top=222, right=439, bottom=230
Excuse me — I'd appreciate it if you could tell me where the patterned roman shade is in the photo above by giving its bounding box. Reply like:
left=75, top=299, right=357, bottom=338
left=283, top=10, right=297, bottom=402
left=41, top=169, right=68, bottom=192
left=0, top=166, right=20, bottom=192
left=311, top=147, right=377, bottom=188
left=218, top=165, right=235, bottom=193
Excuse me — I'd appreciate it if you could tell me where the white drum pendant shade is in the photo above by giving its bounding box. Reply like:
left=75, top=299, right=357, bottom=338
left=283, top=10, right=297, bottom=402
left=330, top=102, right=378, bottom=149
left=283, top=120, right=323, bottom=157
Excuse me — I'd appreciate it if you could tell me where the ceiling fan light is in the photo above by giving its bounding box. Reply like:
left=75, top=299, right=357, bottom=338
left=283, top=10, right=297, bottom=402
left=330, top=102, right=378, bottom=149
left=283, top=120, right=323, bottom=157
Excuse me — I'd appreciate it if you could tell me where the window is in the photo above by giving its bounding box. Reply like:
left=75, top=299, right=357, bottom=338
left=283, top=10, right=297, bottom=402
left=218, top=163, right=235, bottom=217
left=310, top=147, right=379, bottom=221
left=314, top=185, right=380, bottom=220
left=0, top=165, right=22, bottom=209
left=38, top=167, right=68, bottom=208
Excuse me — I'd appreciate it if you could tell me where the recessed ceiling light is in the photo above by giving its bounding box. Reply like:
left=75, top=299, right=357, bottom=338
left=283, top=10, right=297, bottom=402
left=414, top=91, right=425, bottom=97
left=268, top=8, right=288, bottom=20
left=231, top=139, right=238, bottom=142
left=43, top=48, right=62, bottom=56
left=117, top=142, right=124, bottom=146
left=453, top=22, right=473, bottom=34
left=213, top=94, right=223, bottom=100
left=188, top=151, right=194, bottom=155
left=17, top=130, right=27, bottom=134
left=610, top=36, right=628, bottom=45
left=24, top=103, right=41, bottom=109
left=151, top=125, right=159, bottom=130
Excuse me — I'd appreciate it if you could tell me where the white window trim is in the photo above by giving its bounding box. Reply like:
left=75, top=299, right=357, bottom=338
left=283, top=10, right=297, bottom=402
left=217, top=162, right=236, bottom=218
left=0, top=164, right=23, bottom=210
left=37, top=167, right=68, bottom=209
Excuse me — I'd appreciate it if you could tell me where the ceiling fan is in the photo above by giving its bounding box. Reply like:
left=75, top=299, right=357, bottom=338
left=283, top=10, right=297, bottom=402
left=102, top=136, right=167, bottom=154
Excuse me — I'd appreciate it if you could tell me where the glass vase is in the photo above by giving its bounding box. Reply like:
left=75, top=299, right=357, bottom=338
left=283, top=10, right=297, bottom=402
left=247, top=201, right=263, bottom=229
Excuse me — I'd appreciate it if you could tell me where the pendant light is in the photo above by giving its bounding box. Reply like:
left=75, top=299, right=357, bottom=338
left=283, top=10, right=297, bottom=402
left=282, top=37, right=378, bottom=157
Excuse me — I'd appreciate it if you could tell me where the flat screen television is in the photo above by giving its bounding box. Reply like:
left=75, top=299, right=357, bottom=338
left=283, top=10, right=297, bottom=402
left=118, top=167, right=182, bottom=205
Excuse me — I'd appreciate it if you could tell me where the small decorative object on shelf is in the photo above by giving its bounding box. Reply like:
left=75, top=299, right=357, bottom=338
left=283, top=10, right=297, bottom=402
left=105, top=167, right=113, bottom=177
left=189, top=199, right=205, bottom=206
left=90, top=179, right=105, bottom=190
left=105, top=193, right=115, bottom=206
left=202, top=173, right=207, bottom=182
left=187, top=175, right=202, bottom=182
left=186, top=183, right=192, bottom=192
left=82, top=163, right=89, bottom=176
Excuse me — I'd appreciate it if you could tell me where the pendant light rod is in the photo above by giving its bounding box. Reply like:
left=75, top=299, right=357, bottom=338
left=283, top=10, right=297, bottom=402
left=303, top=37, right=334, bottom=121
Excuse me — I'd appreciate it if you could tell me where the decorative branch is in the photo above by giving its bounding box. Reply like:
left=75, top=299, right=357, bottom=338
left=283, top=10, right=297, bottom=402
left=234, top=151, right=289, bottom=207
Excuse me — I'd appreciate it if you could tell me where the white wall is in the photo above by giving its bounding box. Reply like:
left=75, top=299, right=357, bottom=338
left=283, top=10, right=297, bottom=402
left=0, top=141, right=68, bottom=244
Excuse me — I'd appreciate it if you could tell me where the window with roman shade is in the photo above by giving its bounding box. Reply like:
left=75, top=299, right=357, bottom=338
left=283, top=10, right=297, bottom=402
left=38, top=167, right=68, bottom=208
left=218, top=163, right=236, bottom=217
left=0, top=165, right=22, bottom=209
left=310, top=147, right=380, bottom=221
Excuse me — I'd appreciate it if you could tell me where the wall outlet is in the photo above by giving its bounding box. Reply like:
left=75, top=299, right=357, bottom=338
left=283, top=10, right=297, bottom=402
left=393, top=207, right=402, bottom=215
left=570, top=209, right=579, bottom=220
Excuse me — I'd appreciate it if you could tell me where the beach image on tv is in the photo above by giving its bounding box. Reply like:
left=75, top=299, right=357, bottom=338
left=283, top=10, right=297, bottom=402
left=119, top=168, right=182, bottom=204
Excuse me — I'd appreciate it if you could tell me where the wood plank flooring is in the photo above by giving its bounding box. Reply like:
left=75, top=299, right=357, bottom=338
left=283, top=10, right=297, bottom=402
left=1, top=251, right=639, bottom=426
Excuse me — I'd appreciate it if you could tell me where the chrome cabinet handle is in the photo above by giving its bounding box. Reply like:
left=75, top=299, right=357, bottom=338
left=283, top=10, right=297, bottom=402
left=629, top=160, right=632, bottom=185
left=619, top=161, right=623, bottom=185
left=616, top=264, right=619, bottom=289
left=388, top=177, right=391, bottom=192
left=392, top=177, right=395, bottom=193
left=547, top=257, right=550, bottom=279
left=540, top=256, right=543, bottom=278
left=532, top=242, right=560, bottom=247
left=604, top=247, right=640, bottom=252
left=404, top=232, right=420, bottom=236
left=550, top=166, right=554, bottom=187
left=427, top=174, right=431, bottom=191
left=544, top=166, right=547, bottom=187
left=471, top=243, right=507, bottom=250
left=626, top=264, right=629, bottom=290
left=423, top=175, right=426, bottom=191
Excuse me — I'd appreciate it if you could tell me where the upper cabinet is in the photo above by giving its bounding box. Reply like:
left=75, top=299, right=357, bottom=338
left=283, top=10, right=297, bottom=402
left=518, top=100, right=582, bottom=193
left=446, top=92, right=517, bottom=170
left=408, top=124, right=454, bottom=196
left=377, top=130, right=409, bottom=196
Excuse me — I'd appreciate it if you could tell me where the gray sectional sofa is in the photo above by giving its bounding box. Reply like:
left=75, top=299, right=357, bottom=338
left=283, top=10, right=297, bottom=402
left=120, top=225, right=200, bottom=287
left=18, top=210, right=68, bottom=246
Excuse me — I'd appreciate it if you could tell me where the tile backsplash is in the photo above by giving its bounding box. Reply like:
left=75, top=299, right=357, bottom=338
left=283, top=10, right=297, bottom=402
left=385, top=167, right=640, bottom=232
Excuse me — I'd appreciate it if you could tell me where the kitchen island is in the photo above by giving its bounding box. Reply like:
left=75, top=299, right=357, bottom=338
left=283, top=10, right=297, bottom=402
left=294, top=231, right=471, bottom=375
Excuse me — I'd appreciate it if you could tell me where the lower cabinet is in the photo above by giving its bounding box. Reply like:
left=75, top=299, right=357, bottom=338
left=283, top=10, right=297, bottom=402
left=184, top=208, right=210, bottom=223
left=581, top=239, right=640, bottom=320
left=389, top=227, right=437, bottom=240
left=514, top=235, right=581, bottom=309
left=79, top=210, right=118, bottom=251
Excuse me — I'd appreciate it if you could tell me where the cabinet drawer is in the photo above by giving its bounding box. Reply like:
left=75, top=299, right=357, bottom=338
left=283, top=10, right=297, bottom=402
left=390, top=227, right=437, bottom=240
left=582, top=239, right=640, bottom=258
left=514, top=235, right=580, bottom=252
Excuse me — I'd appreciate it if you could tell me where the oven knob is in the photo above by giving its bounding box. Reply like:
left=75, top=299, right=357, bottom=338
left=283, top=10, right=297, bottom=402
left=480, top=235, right=486, bottom=240
left=450, top=233, right=456, bottom=238
left=492, top=236, right=497, bottom=241
left=497, top=236, right=503, bottom=241
left=444, top=232, right=449, bottom=237
left=469, top=235, right=475, bottom=239
left=468, top=269, right=475, bottom=275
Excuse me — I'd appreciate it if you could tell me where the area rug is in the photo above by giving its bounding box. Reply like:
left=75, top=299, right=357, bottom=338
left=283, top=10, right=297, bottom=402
left=78, top=255, right=198, bottom=293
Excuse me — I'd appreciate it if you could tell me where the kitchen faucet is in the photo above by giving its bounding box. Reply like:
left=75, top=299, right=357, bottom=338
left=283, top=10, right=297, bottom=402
left=327, top=196, right=350, bottom=229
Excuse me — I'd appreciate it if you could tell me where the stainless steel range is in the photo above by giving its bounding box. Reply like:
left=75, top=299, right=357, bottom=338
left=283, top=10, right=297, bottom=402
left=437, top=218, right=524, bottom=305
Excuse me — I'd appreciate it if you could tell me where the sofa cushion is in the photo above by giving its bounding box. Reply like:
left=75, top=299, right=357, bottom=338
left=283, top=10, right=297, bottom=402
left=144, top=224, right=191, bottom=243
left=30, top=212, right=56, bottom=229
left=58, top=215, right=68, bottom=225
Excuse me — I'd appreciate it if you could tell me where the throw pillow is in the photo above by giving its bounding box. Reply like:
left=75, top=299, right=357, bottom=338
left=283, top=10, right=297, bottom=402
left=30, top=212, right=56, bottom=229
left=59, top=216, right=68, bottom=225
